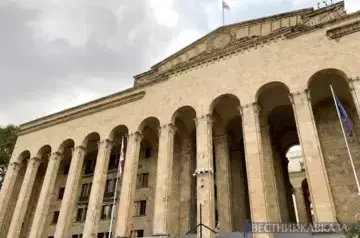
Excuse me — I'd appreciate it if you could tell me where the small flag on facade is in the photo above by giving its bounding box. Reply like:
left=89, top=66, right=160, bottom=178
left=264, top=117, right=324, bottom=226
left=222, top=1, right=230, bottom=10
left=334, top=94, right=352, bottom=137
left=119, top=136, right=126, bottom=174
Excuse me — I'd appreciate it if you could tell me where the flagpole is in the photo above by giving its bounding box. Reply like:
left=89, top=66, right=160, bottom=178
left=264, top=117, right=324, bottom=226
left=108, top=136, right=125, bottom=238
left=222, top=2, right=224, bottom=26
left=330, top=85, right=360, bottom=196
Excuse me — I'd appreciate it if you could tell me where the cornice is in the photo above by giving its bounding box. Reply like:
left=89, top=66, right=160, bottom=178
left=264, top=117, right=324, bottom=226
left=326, top=19, right=360, bottom=39
left=19, top=91, right=146, bottom=136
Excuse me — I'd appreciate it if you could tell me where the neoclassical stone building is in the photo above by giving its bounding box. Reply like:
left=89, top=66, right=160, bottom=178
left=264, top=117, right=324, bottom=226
left=1, top=1, right=360, bottom=238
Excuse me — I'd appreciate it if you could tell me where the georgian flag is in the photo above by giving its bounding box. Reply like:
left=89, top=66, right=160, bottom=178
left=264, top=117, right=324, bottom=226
left=222, top=1, right=230, bottom=10
left=119, top=136, right=126, bottom=174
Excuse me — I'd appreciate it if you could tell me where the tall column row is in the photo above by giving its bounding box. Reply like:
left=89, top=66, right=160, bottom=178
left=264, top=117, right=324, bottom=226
left=0, top=87, right=347, bottom=237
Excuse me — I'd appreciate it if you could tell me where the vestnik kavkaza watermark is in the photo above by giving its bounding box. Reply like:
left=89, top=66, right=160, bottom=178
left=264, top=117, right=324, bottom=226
left=247, top=223, right=356, bottom=233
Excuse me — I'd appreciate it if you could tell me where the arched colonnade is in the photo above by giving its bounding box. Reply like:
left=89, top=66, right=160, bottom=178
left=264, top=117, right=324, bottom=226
left=0, top=68, right=360, bottom=238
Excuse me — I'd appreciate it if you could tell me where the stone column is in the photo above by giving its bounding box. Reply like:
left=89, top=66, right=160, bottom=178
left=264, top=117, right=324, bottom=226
left=289, top=91, right=336, bottom=222
left=239, top=103, right=270, bottom=238
left=83, top=139, right=113, bottom=237
left=213, top=134, right=232, bottom=233
left=194, top=114, right=215, bottom=238
left=348, top=77, right=360, bottom=121
left=7, top=157, right=41, bottom=238
left=29, top=152, right=63, bottom=238
left=153, top=124, right=176, bottom=236
left=179, top=136, right=192, bottom=235
left=260, top=125, right=281, bottom=222
left=115, top=132, right=143, bottom=238
left=0, top=161, right=21, bottom=230
left=54, top=146, right=86, bottom=238
left=293, top=186, right=309, bottom=223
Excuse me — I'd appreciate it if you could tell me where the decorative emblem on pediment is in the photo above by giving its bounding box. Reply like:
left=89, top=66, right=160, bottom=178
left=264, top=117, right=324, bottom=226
left=209, top=32, right=233, bottom=50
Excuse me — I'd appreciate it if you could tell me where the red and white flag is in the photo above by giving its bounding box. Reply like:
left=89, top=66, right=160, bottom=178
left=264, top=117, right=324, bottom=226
left=222, top=1, right=230, bottom=10
left=119, top=136, right=126, bottom=175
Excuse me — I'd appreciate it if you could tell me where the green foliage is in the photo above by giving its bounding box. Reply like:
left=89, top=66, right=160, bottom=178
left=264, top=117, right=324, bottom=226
left=0, top=124, right=19, bottom=166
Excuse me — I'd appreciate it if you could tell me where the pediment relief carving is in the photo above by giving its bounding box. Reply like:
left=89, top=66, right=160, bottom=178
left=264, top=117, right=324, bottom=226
left=134, top=2, right=359, bottom=88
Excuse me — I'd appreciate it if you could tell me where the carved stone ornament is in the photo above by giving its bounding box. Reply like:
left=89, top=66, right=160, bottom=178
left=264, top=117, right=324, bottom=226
left=210, top=32, right=233, bottom=50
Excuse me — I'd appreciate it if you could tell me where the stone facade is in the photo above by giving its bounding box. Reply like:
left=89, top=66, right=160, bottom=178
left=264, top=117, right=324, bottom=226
left=1, top=1, right=360, bottom=238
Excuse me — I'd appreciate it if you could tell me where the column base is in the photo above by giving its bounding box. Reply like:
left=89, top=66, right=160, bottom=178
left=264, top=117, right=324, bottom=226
left=152, top=234, right=170, bottom=237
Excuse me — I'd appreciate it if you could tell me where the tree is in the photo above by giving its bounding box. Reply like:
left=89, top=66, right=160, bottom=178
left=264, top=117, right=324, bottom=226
left=0, top=124, right=19, bottom=189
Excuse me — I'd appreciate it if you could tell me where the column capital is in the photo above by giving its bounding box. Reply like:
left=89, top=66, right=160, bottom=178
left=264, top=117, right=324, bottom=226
left=28, top=157, right=42, bottom=167
left=238, top=102, right=261, bottom=116
left=194, top=114, right=213, bottom=126
left=97, top=139, right=114, bottom=149
left=157, top=123, right=177, bottom=136
left=288, top=90, right=308, bottom=104
left=347, top=78, right=356, bottom=91
left=9, top=161, right=21, bottom=171
left=129, top=131, right=143, bottom=142
left=51, top=152, right=63, bottom=161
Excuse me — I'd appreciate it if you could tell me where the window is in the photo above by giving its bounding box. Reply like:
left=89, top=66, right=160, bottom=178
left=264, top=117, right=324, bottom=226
left=132, top=230, right=144, bottom=237
left=72, top=235, right=83, bottom=238
left=58, top=187, right=65, bottom=200
left=63, top=164, right=70, bottom=175
left=144, top=147, right=152, bottom=159
left=133, top=200, right=146, bottom=216
left=80, top=183, right=92, bottom=201
left=52, top=211, right=59, bottom=224
left=108, top=154, right=119, bottom=170
left=101, top=204, right=114, bottom=220
left=300, top=162, right=305, bottom=171
left=136, top=173, right=149, bottom=188
left=76, top=207, right=87, bottom=222
left=104, top=179, right=116, bottom=197
left=97, top=232, right=110, bottom=238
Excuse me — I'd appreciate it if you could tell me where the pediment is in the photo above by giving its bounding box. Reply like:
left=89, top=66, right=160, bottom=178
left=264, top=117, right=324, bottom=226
left=133, top=1, right=350, bottom=88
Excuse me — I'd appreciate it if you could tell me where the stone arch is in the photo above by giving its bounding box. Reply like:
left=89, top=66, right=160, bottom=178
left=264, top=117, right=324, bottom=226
left=57, top=139, right=75, bottom=153
left=36, top=145, right=52, bottom=161
left=170, top=105, right=197, bottom=236
left=210, top=93, right=249, bottom=232
left=16, top=150, right=31, bottom=164
left=108, top=125, right=129, bottom=142
left=307, top=68, right=360, bottom=222
left=257, top=81, right=300, bottom=223
left=0, top=150, right=31, bottom=237
left=255, top=81, right=290, bottom=101
left=209, top=93, right=241, bottom=116
left=81, top=132, right=101, bottom=148
left=137, top=117, right=160, bottom=133
left=20, top=144, right=52, bottom=237
left=307, top=68, right=349, bottom=89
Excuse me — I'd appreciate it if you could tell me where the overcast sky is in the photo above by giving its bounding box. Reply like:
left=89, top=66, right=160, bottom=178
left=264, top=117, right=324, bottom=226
left=0, top=0, right=358, bottom=126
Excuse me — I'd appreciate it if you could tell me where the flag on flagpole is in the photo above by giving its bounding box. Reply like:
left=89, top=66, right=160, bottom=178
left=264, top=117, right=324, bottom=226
left=222, top=0, right=230, bottom=10
left=222, top=1, right=230, bottom=26
left=334, top=94, right=353, bottom=136
left=119, top=136, right=126, bottom=175
left=108, top=136, right=126, bottom=238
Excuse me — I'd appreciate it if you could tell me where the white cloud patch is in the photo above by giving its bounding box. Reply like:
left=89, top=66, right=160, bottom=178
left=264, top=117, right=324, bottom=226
left=149, top=0, right=179, bottom=27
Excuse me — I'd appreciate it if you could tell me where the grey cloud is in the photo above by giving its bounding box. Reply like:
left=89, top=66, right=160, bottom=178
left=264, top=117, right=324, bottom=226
left=0, top=0, right=327, bottom=125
